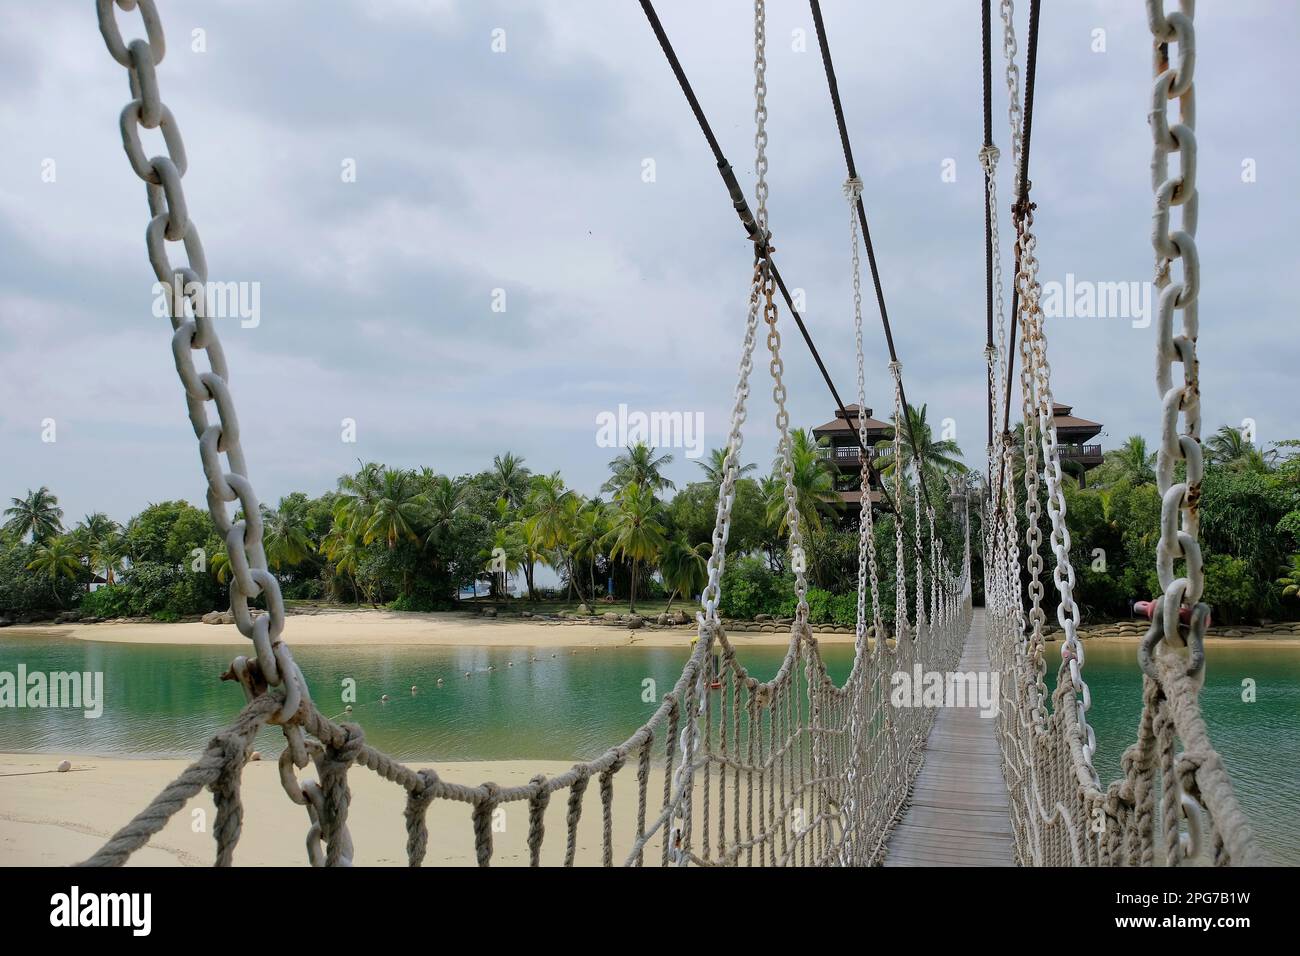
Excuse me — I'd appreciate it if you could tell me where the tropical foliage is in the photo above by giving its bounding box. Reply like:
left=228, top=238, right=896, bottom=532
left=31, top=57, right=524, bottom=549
left=3, top=418, right=1295, bottom=627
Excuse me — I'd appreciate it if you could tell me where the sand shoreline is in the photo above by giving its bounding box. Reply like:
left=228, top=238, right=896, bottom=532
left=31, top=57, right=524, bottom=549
left=3, top=609, right=860, bottom=649
left=0, top=751, right=666, bottom=866
left=2, top=607, right=1295, bottom=650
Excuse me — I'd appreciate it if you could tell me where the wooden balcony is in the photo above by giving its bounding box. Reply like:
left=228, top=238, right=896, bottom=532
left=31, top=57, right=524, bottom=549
left=1058, top=443, right=1103, bottom=466
left=818, top=444, right=889, bottom=465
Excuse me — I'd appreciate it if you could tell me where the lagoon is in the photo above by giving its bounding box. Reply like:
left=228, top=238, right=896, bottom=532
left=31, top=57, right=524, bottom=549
left=1, top=632, right=1296, bottom=863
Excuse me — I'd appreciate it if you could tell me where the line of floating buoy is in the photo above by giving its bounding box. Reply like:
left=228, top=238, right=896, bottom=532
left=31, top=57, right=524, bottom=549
left=327, top=649, right=583, bottom=719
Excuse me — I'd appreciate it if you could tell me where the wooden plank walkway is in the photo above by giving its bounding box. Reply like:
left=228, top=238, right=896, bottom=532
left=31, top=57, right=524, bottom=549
left=883, top=610, right=1015, bottom=866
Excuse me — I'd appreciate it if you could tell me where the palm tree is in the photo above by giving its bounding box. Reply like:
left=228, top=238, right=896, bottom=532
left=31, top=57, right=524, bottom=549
left=210, top=543, right=233, bottom=586
left=334, top=461, right=385, bottom=535
left=422, top=475, right=467, bottom=552
left=525, top=473, right=574, bottom=548
left=767, top=428, right=838, bottom=538
left=524, top=473, right=578, bottom=598
left=71, top=513, right=126, bottom=584
left=91, top=531, right=128, bottom=586
left=569, top=500, right=607, bottom=605
left=1103, top=435, right=1157, bottom=486
left=320, top=527, right=364, bottom=602
left=4, top=487, right=64, bottom=544
left=602, top=442, right=676, bottom=497
left=486, top=452, right=531, bottom=511
left=1206, top=425, right=1251, bottom=467
left=262, top=503, right=314, bottom=571
left=603, top=483, right=667, bottom=614
left=26, top=538, right=83, bottom=604
left=874, top=404, right=967, bottom=491
left=363, top=468, right=425, bottom=549
left=660, top=536, right=710, bottom=610
left=480, top=525, right=524, bottom=600
left=697, top=446, right=756, bottom=485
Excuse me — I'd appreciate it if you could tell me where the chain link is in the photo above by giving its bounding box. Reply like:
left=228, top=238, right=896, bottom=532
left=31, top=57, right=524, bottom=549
left=1147, top=0, right=1206, bottom=657
left=846, top=177, right=884, bottom=639
left=94, top=0, right=309, bottom=727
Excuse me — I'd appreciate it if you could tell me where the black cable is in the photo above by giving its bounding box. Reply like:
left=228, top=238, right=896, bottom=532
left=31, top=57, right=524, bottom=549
left=982, top=0, right=994, bottom=453
left=808, top=0, right=937, bottom=520
left=993, top=0, right=1041, bottom=509
left=638, top=0, right=897, bottom=517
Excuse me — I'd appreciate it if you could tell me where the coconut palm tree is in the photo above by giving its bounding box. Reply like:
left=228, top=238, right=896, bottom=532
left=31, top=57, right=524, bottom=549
left=4, top=487, right=64, bottom=544
left=320, top=527, right=365, bottom=602
left=363, top=468, right=425, bottom=549
left=524, top=473, right=575, bottom=550
left=91, top=531, right=128, bottom=586
left=873, top=404, right=967, bottom=491
left=603, top=483, right=667, bottom=614
left=569, top=500, right=607, bottom=606
left=333, top=461, right=385, bottom=535
left=767, top=428, right=838, bottom=538
left=480, top=524, right=524, bottom=600
left=602, top=442, right=676, bottom=497
left=486, top=452, right=531, bottom=512
left=25, top=538, right=83, bottom=604
left=262, top=503, right=314, bottom=571
left=697, top=446, right=756, bottom=485
left=71, top=513, right=126, bottom=585
left=1205, top=425, right=1251, bottom=467
left=660, top=536, right=710, bottom=610
left=422, top=475, right=467, bottom=552
left=1102, top=435, right=1157, bottom=486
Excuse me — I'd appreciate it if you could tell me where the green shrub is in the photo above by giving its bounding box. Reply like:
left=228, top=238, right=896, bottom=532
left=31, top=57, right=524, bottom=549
left=79, top=585, right=133, bottom=619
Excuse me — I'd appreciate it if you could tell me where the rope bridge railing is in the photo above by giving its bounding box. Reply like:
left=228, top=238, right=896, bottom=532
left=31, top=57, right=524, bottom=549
left=981, top=0, right=1260, bottom=867
left=82, top=0, right=971, bottom=868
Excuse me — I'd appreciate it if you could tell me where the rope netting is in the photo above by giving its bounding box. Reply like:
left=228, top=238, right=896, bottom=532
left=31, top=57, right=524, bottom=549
left=981, top=0, right=1260, bottom=868
left=83, top=0, right=972, bottom=867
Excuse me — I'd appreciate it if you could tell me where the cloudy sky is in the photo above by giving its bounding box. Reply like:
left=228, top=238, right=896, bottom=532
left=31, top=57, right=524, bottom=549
left=1, top=0, right=1295, bottom=525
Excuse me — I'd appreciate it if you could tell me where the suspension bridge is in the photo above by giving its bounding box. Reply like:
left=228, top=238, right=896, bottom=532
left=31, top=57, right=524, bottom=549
left=76, top=0, right=1259, bottom=867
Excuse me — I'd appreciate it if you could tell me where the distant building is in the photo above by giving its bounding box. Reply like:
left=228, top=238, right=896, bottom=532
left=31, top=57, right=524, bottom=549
left=1052, top=402, right=1104, bottom=483
left=810, top=403, right=889, bottom=516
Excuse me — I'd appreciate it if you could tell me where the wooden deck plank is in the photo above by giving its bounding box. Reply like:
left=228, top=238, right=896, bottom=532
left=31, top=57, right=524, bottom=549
left=883, top=610, right=1014, bottom=867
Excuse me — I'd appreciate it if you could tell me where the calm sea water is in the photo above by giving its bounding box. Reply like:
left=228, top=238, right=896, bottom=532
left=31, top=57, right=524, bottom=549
left=1, top=631, right=1296, bottom=864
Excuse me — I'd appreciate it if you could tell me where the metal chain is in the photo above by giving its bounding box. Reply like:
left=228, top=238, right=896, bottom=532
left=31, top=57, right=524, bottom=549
left=699, top=261, right=764, bottom=621
left=846, top=177, right=884, bottom=638
left=999, top=0, right=1024, bottom=196
left=1017, top=210, right=1099, bottom=771
left=765, top=270, right=809, bottom=619
left=888, top=363, right=907, bottom=635
left=979, top=142, right=1008, bottom=482
left=753, top=0, right=770, bottom=239
left=94, top=0, right=308, bottom=727
left=1014, top=217, right=1049, bottom=725
left=1147, top=0, right=1206, bottom=657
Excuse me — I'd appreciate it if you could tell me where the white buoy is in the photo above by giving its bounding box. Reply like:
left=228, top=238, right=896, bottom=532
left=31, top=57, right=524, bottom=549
left=436, top=678, right=444, bottom=686
left=551, top=653, right=557, bottom=658
left=507, top=661, right=514, bottom=667
left=488, top=664, right=495, bottom=671
left=411, top=685, right=418, bottom=694
left=381, top=694, right=390, bottom=703
left=249, top=751, right=262, bottom=762
left=345, top=704, right=353, bottom=713
left=464, top=671, right=471, bottom=678
left=57, top=760, right=71, bottom=773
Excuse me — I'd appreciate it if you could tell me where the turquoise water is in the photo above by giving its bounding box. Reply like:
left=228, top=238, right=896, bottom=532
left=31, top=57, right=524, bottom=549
left=1, top=631, right=1296, bottom=863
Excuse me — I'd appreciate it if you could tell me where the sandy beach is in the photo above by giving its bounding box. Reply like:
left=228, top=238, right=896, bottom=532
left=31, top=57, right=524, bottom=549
left=4, top=609, right=861, bottom=649
left=0, top=750, right=684, bottom=867
left=4, top=608, right=1293, bottom=650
